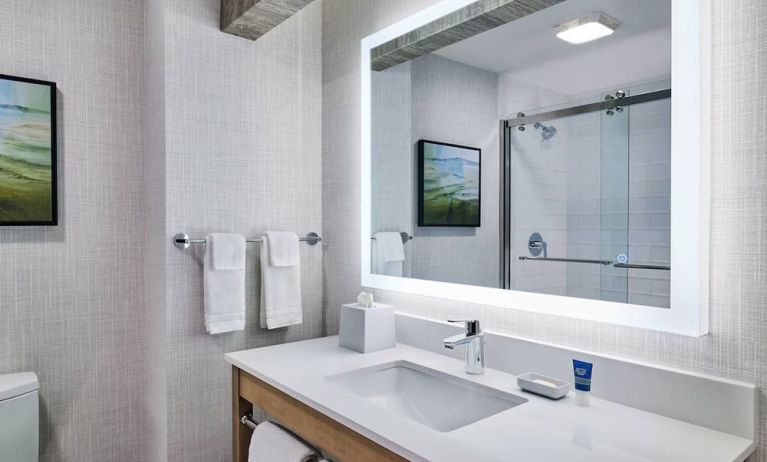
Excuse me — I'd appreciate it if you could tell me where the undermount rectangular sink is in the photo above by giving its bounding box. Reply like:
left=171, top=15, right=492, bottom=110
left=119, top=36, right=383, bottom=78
left=326, top=361, right=527, bottom=432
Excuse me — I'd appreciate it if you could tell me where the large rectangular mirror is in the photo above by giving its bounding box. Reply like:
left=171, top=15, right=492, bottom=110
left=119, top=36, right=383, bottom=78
left=361, top=0, right=710, bottom=336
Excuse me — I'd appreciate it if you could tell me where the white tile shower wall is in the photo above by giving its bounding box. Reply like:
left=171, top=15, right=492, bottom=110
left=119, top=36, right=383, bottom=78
left=322, top=1, right=767, bottom=460
left=156, top=0, right=324, bottom=460
left=565, top=109, right=605, bottom=300
left=560, top=82, right=672, bottom=307
left=0, top=1, right=145, bottom=460
left=501, top=69, right=672, bottom=305
left=627, top=96, right=672, bottom=307
left=499, top=76, right=570, bottom=295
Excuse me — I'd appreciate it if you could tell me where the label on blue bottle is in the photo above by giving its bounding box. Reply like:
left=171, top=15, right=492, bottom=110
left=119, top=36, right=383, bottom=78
left=572, top=359, right=593, bottom=392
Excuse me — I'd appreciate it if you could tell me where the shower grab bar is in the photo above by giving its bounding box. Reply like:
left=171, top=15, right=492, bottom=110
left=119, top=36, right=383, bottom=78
left=518, top=256, right=671, bottom=271
left=518, top=256, right=612, bottom=265
left=614, top=263, right=671, bottom=271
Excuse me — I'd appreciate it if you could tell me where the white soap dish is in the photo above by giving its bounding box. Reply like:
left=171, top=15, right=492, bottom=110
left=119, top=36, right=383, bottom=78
left=517, top=372, right=570, bottom=400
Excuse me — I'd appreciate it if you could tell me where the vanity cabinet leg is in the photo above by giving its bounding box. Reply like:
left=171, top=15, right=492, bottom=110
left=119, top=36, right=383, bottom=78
left=232, top=367, right=252, bottom=462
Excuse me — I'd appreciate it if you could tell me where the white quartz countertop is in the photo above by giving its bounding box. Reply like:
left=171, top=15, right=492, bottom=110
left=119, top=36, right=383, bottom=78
left=225, top=337, right=754, bottom=462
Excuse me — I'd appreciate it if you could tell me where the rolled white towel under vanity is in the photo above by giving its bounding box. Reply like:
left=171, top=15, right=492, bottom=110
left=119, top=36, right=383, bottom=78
left=247, top=421, right=318, bottom=462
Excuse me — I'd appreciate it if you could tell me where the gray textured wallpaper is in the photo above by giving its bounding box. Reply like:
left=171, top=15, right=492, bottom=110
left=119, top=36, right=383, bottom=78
left=322, top=0, right=767, bottom=460
left=409, top=54, right=500, bottom=287
left=1, top=0, right=323, bottom=460
left=161, top=0, right=324, bottom=460
left=370, top=54, right=500, bottom=286
left=0, top=0, right=145, bottom=460
left=143, top=0, right=168, bottom=459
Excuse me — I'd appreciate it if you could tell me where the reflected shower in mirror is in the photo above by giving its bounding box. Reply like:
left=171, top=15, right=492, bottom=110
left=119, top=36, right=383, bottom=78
left=370, top=0, right=672, bottom=308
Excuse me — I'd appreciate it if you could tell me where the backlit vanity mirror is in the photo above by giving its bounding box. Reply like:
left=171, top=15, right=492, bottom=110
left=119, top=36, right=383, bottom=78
left=362, top=0, right=710, bottom=336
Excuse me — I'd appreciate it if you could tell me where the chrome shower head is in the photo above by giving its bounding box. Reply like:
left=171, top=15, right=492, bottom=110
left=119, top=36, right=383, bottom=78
left=534, top=122, right=557, bottom=141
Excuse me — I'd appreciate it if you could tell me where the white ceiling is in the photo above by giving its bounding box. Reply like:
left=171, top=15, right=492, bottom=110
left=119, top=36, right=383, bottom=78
left=434, top=0, right=671, bottom=96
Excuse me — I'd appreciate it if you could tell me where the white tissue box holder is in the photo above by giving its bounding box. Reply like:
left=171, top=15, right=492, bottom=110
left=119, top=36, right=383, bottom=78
left=339, top=303, right=395, bottom=353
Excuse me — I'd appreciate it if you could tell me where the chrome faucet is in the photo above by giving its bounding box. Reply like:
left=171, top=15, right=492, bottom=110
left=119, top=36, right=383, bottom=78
left=443, top=319, right=485, bottom=375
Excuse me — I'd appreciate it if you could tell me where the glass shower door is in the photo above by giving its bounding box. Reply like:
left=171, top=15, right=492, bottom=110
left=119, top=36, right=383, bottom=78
left=599, top=91, right=630, bottom=303
left=501, top=91, right=631, bottom=304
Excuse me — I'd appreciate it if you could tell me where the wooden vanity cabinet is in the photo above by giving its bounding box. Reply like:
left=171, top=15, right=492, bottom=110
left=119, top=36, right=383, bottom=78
left=232, top=366, right=408, bottom=462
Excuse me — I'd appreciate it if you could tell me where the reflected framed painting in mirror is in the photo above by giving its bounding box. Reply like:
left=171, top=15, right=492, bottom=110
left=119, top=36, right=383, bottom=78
left=0, top=74, right=57, bottom=226
left=417, top=140, right=480, bottom=227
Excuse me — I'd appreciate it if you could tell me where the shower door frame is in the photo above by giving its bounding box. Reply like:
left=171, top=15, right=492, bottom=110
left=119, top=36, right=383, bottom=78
left=499, top=89, right=673, bottom=290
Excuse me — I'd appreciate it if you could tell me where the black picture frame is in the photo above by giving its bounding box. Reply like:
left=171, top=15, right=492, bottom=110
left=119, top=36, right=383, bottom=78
left=0, top=73, right=57, bottom=226
left=417, top=139, right=481, bottom=227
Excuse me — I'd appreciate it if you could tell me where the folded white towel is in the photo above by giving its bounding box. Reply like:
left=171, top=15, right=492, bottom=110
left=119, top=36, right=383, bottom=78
left=372, top=232, right=405, bottom=277
left=265, top=231, right=300, bottom=267
left=248, top=421, right=317, bottom=462
left=204, top=234, right=246, bottom=334
left=260, top=233, right=302, bottom=329
left=209, top=232, right=246, bottom=270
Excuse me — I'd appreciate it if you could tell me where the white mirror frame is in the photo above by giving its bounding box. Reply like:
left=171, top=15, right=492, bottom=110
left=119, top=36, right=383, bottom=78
left=361, top=0, right=711, bottom=337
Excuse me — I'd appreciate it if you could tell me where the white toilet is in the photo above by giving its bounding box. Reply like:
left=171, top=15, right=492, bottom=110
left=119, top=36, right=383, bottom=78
left=0, top=373, right=39, bottom=462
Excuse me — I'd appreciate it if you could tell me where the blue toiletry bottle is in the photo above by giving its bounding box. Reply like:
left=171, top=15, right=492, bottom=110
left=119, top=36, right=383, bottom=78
left=572, top=359, right=593, bottom=407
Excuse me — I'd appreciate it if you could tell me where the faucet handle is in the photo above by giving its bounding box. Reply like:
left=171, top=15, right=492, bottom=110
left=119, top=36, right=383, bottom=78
left=447, top=319, right=481, bottom=336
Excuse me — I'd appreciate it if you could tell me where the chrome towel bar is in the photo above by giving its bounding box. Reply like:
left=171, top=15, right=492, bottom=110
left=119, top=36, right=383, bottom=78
left=173, top=232, right=321, bottom=250
left=370, top=231, right=412, bottom=244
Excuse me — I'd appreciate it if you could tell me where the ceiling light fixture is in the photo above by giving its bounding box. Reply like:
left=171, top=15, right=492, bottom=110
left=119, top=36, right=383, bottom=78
left=555, top=12, right=621, bottom=45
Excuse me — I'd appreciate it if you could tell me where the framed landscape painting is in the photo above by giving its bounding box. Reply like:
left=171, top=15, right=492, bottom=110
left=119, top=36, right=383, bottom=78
left=417, top=139, right=481, bottom=227
left=0, top=74, right=57, bottom=225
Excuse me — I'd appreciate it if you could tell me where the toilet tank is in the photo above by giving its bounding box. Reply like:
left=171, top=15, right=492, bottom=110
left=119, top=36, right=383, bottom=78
left=0, top=373, right=39, bottom=462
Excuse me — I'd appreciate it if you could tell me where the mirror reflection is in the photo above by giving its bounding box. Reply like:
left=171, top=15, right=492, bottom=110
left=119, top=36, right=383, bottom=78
left=370, top=0, right=672, bottom=308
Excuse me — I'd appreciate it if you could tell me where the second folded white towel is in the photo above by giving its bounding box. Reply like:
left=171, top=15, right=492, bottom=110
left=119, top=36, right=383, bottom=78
left=260, top=231, right=303, bottom=329
left=204, top=233, right=246, bottom=334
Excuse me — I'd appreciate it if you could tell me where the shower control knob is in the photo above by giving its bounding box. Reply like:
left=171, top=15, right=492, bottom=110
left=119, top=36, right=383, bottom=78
left=615, top=90, right=626, bottom=98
